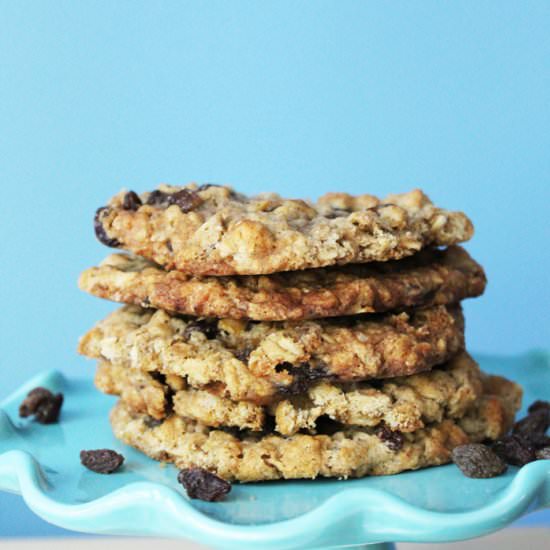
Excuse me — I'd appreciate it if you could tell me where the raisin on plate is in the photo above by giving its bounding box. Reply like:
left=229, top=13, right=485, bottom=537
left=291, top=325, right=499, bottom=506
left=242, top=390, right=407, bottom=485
left=19, top=387, right=63, bottom=424
left=178, top=467, right=231, bottom=502
left=452, top=444, right=507, bottom=478
left=80, top=449, right=124, bottom=474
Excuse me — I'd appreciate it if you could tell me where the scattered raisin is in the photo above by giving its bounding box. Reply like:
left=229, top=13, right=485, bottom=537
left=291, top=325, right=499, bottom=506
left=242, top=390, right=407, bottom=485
left=19, top=388, right=50, bottom=416
left=177, top=467, right=231, bottom=502
left=452, top=444, right=507, bottom=478
left=375, top=424, right=404, bottom=452
left=535, top=447, right=550, bottom=460
left=19, top=387, right=63, bottom=424
left=489, top=399, right=550, bottom=466
left=93, top=207, right=121, bottom=247
left=80, top=449, right=124, bottom=474
left=531, top=434, right=550, bottom=448
left=183, top=319, right=219, bottom=340
left=528, top=400, right=550, bottom=415
left=492, top=434, right=537, bottom=466
left=122, top=190, right=142, bottom=210
left=512, top=408, right=549, bottom=446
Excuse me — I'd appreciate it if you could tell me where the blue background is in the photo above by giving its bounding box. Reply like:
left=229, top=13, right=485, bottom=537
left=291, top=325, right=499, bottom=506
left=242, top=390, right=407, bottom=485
left=0, top=0, right=548, bottom=536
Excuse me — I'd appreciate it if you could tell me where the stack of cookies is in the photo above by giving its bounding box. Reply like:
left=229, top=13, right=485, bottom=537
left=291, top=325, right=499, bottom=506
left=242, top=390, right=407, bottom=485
left=78, top=184, right=522, bottom=482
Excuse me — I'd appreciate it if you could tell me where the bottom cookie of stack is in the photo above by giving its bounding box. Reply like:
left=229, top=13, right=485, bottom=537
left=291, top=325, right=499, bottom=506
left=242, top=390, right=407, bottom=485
left=110, top=371, right=521, bottom=482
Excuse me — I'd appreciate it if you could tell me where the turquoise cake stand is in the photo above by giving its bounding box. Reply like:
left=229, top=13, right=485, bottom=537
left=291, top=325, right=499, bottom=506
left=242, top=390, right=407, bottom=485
left=0, top=353, right=549, bottom=550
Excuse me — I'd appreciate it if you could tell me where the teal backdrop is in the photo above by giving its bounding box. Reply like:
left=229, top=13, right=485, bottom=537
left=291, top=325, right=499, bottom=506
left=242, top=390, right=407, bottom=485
left=0, top=0, right=548, bottom=536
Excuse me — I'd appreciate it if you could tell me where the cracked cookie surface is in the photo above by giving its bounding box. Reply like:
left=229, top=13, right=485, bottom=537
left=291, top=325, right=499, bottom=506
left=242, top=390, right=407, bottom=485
left=96, top=352, right=485, bottom=435
left=110, top=374, right=521, bottom=482
left=80, top=246, right=485, bottom=321
left=94, top=184, right=474, bottom=275
left=78, top=304, right=465, bottom=404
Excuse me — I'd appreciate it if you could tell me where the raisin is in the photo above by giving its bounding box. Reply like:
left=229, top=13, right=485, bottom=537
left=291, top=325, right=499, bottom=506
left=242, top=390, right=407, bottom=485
left=146, top=371, right=174, bottom=415
left=234, top=347, right=252, bottom=362
left=80, top=449, right=124, bottom=474
left=143, top=416, right=163, bottom=429
left=275, top=362, right=327, bottom=378
left=535, top=447, right=550, bottom=460
left=94, top=207, right=121, bottom=247
left=492, top=434, right=537, bottom=466
left=531, top=434, right=550, bottom=448
left=122, top=190, right=142, bottom=210
left=146, top=189, right=168, bottom=206
left=19, top=387, right=63, bottom=424
left=146, top=189, right=202, bottom=213
left=19, top=388, right=51, bottom=416
left=512, top=409, right=549, bottom=445
left=452, top=444, right=507, bottom=478
left=277, top=379, right=308, bottom=396
left=169, top=189, right=203, bottom=212
left=375, top=424, right=404, bottom=452
left=276, top=363, right=327, bottom=396
left=528, top=400, right=550, bottom=415
left=177, top=467, right=231, bottom=502
left=183, top=319, right=219, bottom=340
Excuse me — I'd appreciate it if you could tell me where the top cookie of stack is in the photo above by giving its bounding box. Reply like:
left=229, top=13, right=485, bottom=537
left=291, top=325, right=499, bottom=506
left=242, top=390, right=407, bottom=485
left=93, top=184, right=472, bottom=275
left=86, top=184, right=479, bottom=321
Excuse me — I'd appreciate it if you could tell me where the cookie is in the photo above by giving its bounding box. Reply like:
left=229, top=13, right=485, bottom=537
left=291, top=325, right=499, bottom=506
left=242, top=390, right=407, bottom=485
left=78, top=304, right=465, bottom=404
left=96, top=352, right=485, bottom=435
left=79, top=246, right=485, bottom=321
left=94, top=185, right=473, bottom=275
left=95, top=361, right=267, bottom=431
left=110, top=377, right=520, bottom=482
